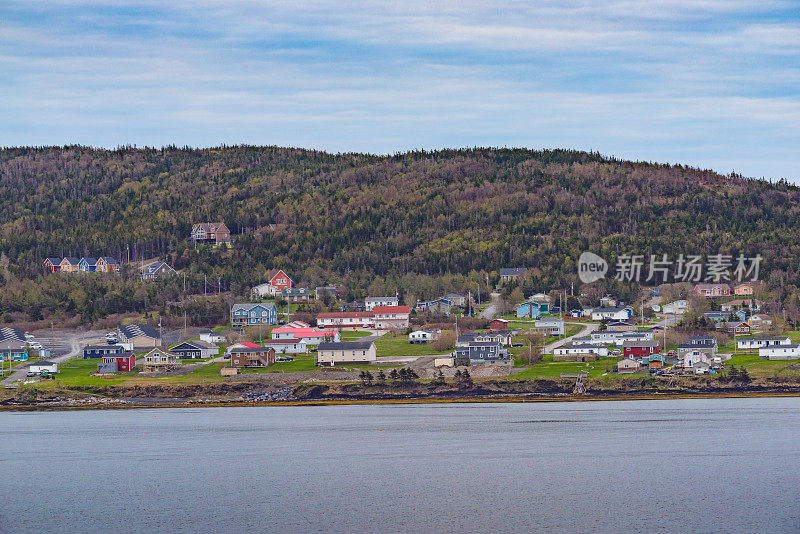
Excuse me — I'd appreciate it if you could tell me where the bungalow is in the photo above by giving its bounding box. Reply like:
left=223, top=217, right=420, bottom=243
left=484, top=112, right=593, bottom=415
left=43, top=257, right=62, bottom=272
left=141, top=348, right=182, bottom=373
left=271, top=326, right=340, bottom=346
left=77, top=257, right=98, bottom=272
left=199, top=330, right=224, bottom=344
left=0, top=340, right=29, bottom=362
left=622, top=340, right=660, bottom=358
left=617, top=358, right=641, bottom=374
left=659, top=300, right=688, bottom=315
left=259, top=338, right=309, bottom=354
left=722, top=321, right=751, bottom=335
left=29, top=360, right=58, bottom=374
left=534, top=318, right=565, bottom=336
left=96, top=257, right=119, bottom=272
left=170, top=340, right=218, bottom=359
left=229, top=344, right=276, bottom=367
left=488, top=319, right=509, bottom=332
left=60, top=257, right=80, bottom=272
left=590, top=330, right=654, bottom=346
left=591, top=307, right=633, bottom=322
left=516, top=301, right=548, bottom=319
left=373, top=305, right=410, bottom=330
left=231, top=303, right=278, bottom=326
left=281, top=287, right=313, bottom=303
left=365, top=296, right=399, bottom=311
left=704, top=310, right=746, bottom=323
left=191, top=222, right=231, bottom=246
left=759, top=344, right=800, bottom=360
left=720, top=299, right=754, bottom=312
left=748, top=314, right=773, bottom=330
left=452, top=341, right=509, bottom=364
left=316, top=340, right=377, bottom=365
left=409, top=329, right=439, bottom=344
left=737, top=336, right=791, bottom=350
left=694, top=283, right=731, bottom=297
left=687, top=336, right=718, bottom=349
left=140, top=261, right=176, bottom=281
left=96, top=352, right=136, bottom=373
left=83, top=344, right=127, bottom=359
left=499, top=268, right=527, bottom=282
left=118, top=324, right=162, bottom=349
left=553, top=343, right=609, bottom=360
left=316, top=311, right=376, bottom=329
left=734, top=283, right=755, bottom=296
left=607, top=320, right=637, bottom=332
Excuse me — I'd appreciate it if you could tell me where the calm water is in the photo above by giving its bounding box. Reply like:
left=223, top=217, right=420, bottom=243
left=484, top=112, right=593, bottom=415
left=1, top=398, right=799, bottom=533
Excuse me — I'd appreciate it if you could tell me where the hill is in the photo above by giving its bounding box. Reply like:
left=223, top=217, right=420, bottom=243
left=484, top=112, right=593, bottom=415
left=1, top=145, right=799, bottom=324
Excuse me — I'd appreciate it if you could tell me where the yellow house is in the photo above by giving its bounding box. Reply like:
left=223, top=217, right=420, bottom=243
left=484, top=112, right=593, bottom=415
left=734, top=283, right=754, bottom=296
left=316, top=340, right=377, bottom=365
left=60, top=257, right=80, bottom=272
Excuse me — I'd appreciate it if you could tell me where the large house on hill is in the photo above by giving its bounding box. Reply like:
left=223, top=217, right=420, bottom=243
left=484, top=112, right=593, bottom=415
left=231, top=303, right=278, bottom=326
left=499, top=268, right=528, bottom=282
left=191, top=222, right=231, bottom=246
left=141, top=261, right=177, bottom=281
left=252, top=270, right=293, bottom=297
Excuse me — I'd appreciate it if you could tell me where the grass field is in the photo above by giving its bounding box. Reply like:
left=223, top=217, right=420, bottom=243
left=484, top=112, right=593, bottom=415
left=721, top=353, right=800, bottom=378
left=510, top=355, right=618, bottom=379
left=374, top=333, right=452, bottom=357
left=338, top=330, right=373, bottom=340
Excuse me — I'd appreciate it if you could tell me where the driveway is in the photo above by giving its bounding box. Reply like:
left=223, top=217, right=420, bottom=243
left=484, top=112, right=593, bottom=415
left=479, top=292, right=502, bottom=319
left=544, top=321, right=599, bottom=354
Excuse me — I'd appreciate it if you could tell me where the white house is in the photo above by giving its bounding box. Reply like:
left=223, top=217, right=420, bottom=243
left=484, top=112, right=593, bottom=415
left=589, top=330, right=654, bottom=346
left=737, top=336, right=791, bottom=351
left=409, top=329, right=439, bottom=344
left=553, top=344, right=609, bottom=357
left=316, top=311, right=376, bottom=329
left=260, top=339, right=309, bottom=354
left=199, top=330, right=224, bottom=344
left=534, top=318, right=565, bottom=336
left=683, top=349, right=711, bottom=368
left=373, top=306, right=410, bottom=330
left=29, top=360, right=58, bottom=374
left=365, top=296, right=399, bottom=311
left=591, top=307, right=633, bottom=321
left=657, top=300, right=689, bottom=315
left=759, top=344, right=800, bottom=360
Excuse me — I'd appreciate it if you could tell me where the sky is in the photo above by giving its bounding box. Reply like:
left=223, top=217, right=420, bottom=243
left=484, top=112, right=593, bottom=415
left=1, top=1, right=798, bottom=181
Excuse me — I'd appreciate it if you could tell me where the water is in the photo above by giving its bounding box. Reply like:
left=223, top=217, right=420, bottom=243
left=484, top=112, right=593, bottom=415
left=1, top=398, right=799, bottom=533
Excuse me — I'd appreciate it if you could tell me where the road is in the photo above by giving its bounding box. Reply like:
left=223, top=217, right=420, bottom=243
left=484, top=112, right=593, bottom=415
left=479, top=292, right=502, bottom=319
left=544, top=321, right=600, bottom=353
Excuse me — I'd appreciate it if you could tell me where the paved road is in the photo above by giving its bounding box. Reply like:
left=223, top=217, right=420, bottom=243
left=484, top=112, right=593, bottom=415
left=479, top=292, right=502, bottom=319
left=544, top=321, right=600, bottom=354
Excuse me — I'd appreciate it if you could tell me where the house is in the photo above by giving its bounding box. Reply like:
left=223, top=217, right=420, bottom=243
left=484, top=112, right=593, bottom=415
left=534, top=318, right=565, bottom=336
left=553, top=343, right=607, bottom=361
left=452, top=341, right=509, bottom=364
left=734, top=283, right=755, bottom=296
left=444, top=293, right=466, bottom=307
left=600, top=295, right=618, bottom=308
left=43, top=257, right=62, bottom=272
left=29, top=360, right=58, bottom=374
left=271, top=326, right=340, bottom=346
left=416, top=298, right=452, bottom=316
left=281, top=287, right=313, bottom=303
left=141, top=348, right=182, bottom=373
left=77, top=257, right=98, bottom=272
left=341, top=301, right=366, bottom=312
left=229, top=344, right=276, bottom=367
left=0, top=340, right=29, bottom=362
left=169, top=340, right=218, bottom=359
left=373, top=306, right=410, bottom=330
left=607, top=320, right=637, bottom=332
left=316, top=311, right=376, bottom=329
left=687, top=336, right=718, bottom=349
left=641, top=354, right=666, bottom=369
left=96, top=352, right=136, bottom=373
left=658, top=300, right=688, bottom=314
left=677, top=345, right=716, bottom=365
left=191, top=222, right=231, bottom=246
left=317, top=340, right=377, bottom=365
left=759, top=344, right=800, bottom=360
left=140, top=261, right=177, bottom=281
left=95, top=257, right=119, bottom=272
left=589, top=330, right=654, bottom=346
left=118, top=324, right=162, bottom=349
left=230, top=303, right=278, bottom=326
left=721, top=299, right=754, bottom=312
left=83, top=344, right=127, bottom=359
left=516, top=301, right=548, bottom=319
left=569, top=309, right=582, bottom=318
left=704, top=310, right=746, bottom=323
left=315, top=286, right=338, bottom=300
left=694, top=283, right=731, bottom=297
left=251, top=270, right=293, bottom=297
left=409, top=330, right=439, bottom=344
left=591, top=307, right=633, bottom=321
left=693, top=361, right=712, bottom=374
left=622, top=340, right=660, bottom=358
left=617, top=358, right=641, bottom=374
left=722, top=321, right=751, bottom=335
left=499, top=268, right=527, bottom=282
left=259, top=339, right=309, bottom=354
left=737, top=336, right=791, bottom=350
left=748, top=314, right=772, bottom=330
left=488, top=319, right=509, bottom=332
left=199, top=330, right=224, bottom=344
left=365, top=296, right=399, bottom=311
left=0, top=327, right=25, bottom=342
left=60, top=257, right=80, bottom=272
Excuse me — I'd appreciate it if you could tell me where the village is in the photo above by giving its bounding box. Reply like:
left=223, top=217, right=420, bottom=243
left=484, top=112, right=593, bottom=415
left=3, top=230, right=798, bottom=398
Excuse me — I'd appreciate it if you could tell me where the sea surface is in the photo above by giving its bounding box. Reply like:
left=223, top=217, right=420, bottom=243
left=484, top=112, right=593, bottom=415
left=1, top=398, right=799, bottom=533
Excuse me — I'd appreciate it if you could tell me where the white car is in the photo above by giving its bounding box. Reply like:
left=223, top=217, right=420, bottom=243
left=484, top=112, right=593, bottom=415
left=30, top=342, right=43, bottom=350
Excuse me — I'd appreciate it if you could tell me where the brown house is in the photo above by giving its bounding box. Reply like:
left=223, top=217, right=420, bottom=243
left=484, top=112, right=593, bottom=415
left=229, top=344, right=276, bottom=368
left=191, top=222, right=231, bottom=246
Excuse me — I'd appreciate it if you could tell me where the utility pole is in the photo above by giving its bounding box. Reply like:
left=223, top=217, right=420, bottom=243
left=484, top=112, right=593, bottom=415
left=204, top=275, right=207, bottom=299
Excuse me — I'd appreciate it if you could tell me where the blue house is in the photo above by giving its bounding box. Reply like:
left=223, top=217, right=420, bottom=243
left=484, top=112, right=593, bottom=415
left=704, top=310, right=745, bottom=323
left=78, top=257, right=99, bottom=272
left=83, top=344, right=126, bottom=359
left=516, top=301, right=548, bottom=319
left=0, top=340, right=29, bottom=361
left=231, top=303, right=278, bottom=326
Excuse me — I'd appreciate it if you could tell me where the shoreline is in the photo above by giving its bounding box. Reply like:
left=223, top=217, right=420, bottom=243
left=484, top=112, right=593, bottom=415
left=3, top=389, right=800, bottom=412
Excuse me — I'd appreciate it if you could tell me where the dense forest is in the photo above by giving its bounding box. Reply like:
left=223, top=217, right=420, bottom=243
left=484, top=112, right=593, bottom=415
left=1, top=145, right=799, bottom=325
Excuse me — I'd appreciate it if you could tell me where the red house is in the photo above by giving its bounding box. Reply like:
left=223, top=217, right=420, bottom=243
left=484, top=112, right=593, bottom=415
left=488, top=319, right=508, bottom=332
left=191, top=222, right=231, bottom=246
left=268, top=269, right=293, bottom=292
left=99, top=352, right=136, bottom=373
left=43, top=257, right=62, bottom=272
left=694, top=284, right=730, bottom=298
left=623, top=340, right=660, bottom=358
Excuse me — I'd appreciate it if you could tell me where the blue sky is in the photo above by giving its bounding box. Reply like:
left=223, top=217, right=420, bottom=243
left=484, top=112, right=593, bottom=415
left=1, top=1, right=798, bottom=180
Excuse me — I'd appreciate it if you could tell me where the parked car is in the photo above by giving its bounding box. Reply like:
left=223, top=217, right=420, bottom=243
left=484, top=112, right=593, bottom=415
left=612, top=348, right=621, bottom=355
left=30, top=342, right=43, bottom=350
left=276, top=355, right=294, bottom=362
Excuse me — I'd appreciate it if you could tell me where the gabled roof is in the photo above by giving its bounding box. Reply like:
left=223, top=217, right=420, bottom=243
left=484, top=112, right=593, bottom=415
left=119, top=324, right=160, bottom=339
left=231, top=302, right=278, bottom=314
left=499, top=268, right=528, bottom=276
left=623, top=340, right=660, bottom=348
left=365, top=296, right=398, bottom=302
left=100, top=256, right=118, bottom=265
left=0, top=340, right=27, bottom=351
left=80, top=257, right=98, bottom=265
left=695, top=283, right=730, bottom=289
left=267, top=269, right=292, bottom=283
left=0, top=327, right=25, bottom=342
left=317, top=311, right=375, bottom=319
left=373, top=305, right=410, bottom=314
left=318, top=340, right=375, bottom=351
left=44, top=257, right=61, bottom=264
left=170, top=340, right=216, bottom=351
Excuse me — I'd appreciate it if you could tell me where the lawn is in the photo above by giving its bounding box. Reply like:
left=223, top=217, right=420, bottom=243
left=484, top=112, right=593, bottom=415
left=510, top=355, right=619, bottom=379
left=721, top=353, right=800, bottom=378
left=338, top=329, right=373, bottom=340
left=374, top=333, right=452, bottom=357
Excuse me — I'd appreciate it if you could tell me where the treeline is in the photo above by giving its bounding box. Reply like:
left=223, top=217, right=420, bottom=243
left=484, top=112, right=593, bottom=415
left=2, top=145, right=800, bottom=324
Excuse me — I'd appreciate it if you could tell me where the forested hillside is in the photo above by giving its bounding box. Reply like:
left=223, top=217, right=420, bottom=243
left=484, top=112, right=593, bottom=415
left=1, top=145, right=799, bottom=324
